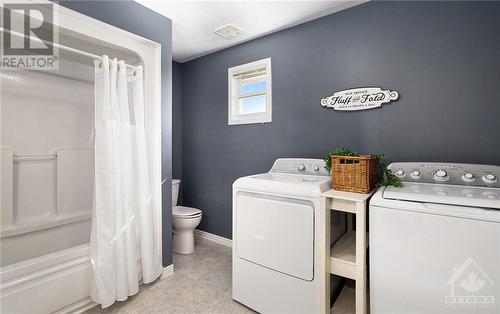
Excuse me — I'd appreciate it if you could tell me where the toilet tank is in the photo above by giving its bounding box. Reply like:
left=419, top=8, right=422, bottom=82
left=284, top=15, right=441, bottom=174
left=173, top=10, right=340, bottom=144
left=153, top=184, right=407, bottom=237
left=172, top=179, right=180, bottom=207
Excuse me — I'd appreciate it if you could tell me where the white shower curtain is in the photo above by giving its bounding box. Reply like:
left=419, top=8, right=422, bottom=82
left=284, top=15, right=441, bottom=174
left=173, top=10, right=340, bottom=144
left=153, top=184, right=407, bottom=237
left=91, top=56, right=162, bottom=308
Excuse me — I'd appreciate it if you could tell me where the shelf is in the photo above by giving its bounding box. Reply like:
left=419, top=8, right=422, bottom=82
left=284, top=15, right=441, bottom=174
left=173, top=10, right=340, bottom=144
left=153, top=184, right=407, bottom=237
left=330, top=281, right=355, bottom=314
left=330, top=231, right=368, bottom=279
left=330, top=231, right=356, bottom=279
left=321, top=189, right=375, bottom=202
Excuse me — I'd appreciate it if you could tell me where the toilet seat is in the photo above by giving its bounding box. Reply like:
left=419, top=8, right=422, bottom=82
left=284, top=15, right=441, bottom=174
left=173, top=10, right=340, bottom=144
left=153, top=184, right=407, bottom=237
left=173, top=206, right=202, bottom=219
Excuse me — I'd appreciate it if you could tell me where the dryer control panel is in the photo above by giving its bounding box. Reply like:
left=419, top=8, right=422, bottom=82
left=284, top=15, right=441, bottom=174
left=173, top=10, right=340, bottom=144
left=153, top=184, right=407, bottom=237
left=270, top=158, right=329, bottom=176
left=388, top=162, right=500, bottom=188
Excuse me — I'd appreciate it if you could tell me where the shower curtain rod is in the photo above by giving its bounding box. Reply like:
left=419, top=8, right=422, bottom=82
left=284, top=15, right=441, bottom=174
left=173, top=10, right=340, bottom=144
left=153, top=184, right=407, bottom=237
left=1, top=27, right=140, bottom=71
left=53, top=40, right=141, bottom=71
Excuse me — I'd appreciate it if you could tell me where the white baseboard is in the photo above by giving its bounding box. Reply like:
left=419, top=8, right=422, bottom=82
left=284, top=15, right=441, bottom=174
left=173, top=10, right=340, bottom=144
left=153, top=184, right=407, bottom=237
left=194, top=229, right=232, bottom=247
left=161, top=264, right=174, bottom=279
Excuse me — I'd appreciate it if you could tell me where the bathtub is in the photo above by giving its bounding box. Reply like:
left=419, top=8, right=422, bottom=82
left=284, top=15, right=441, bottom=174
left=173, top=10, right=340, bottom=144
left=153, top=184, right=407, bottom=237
left=0, top=218, right=96, bottom=314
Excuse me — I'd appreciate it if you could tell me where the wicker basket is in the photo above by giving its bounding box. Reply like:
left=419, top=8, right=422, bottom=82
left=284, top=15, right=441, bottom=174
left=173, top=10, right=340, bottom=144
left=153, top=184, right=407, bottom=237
left=331, top=155, right=380, bottom=193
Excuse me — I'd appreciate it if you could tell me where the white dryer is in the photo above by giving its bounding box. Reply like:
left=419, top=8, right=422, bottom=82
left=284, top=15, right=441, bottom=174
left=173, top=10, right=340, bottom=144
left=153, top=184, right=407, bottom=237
left=370, top=162, right=500, bottom=314
left=232, top=158, right=331, bottom=314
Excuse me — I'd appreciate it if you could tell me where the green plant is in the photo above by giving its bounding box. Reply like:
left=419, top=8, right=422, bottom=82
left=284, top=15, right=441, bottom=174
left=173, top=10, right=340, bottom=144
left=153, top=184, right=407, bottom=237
left=376, top=154, right=403, bottom=188
left=323, top=149, right=403, bottom=188
left=323, top=147, right=359, bottom=172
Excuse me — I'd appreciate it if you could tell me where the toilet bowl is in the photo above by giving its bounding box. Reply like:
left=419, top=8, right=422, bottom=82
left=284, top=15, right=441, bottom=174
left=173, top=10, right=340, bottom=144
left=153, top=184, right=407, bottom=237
left=172, top=179, right=202, bottom=254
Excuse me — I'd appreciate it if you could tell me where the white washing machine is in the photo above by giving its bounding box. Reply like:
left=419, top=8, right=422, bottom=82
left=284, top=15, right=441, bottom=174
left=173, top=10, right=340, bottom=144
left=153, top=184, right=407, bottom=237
left=232, top=158, right=332, bottom=314
left=370, top=162, right=500, bottom=314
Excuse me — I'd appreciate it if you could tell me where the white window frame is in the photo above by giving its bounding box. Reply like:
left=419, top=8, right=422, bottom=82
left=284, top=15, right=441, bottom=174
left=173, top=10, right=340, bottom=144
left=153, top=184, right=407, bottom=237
left=228, top=58, right=272, bottom=125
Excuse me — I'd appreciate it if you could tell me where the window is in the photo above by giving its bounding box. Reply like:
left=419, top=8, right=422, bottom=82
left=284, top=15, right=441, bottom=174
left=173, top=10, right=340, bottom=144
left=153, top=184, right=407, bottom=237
left=228, top=58, right=272, bottom=125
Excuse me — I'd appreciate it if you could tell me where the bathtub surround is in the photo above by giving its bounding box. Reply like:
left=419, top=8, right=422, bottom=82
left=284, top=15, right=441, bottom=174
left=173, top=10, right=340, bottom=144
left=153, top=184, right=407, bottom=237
left=1, top=4, right=163, bottom=312
left=173, top=62, right=183, bottom=180
left=173, top=61, right=183, bottom=204
left=0, top=69, right=93, bottom=266
left=58, top=0, right=174, bottom=267
left=178, top=1, right=500, bottom=239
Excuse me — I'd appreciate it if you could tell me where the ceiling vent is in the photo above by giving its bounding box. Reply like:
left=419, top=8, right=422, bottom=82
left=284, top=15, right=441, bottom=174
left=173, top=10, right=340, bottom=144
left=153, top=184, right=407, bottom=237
left=214, top=24, right=244, bottom=40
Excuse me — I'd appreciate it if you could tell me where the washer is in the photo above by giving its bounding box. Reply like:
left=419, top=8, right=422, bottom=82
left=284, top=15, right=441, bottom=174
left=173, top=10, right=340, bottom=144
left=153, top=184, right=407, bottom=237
left=370, top=162, right=500, bottom=314
left=232, top=158, right=331, bottom=313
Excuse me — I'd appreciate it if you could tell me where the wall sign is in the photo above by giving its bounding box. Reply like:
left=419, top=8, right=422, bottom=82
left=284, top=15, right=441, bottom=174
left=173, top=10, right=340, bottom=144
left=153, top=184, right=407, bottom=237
left=321, top=87, right=399, bottom=111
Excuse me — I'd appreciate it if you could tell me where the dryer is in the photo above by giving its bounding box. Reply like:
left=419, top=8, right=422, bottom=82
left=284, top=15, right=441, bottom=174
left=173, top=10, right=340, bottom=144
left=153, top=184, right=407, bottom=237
left=370, top=162, right=500, bottom=314
left=232, top=158, right=332, bottom=313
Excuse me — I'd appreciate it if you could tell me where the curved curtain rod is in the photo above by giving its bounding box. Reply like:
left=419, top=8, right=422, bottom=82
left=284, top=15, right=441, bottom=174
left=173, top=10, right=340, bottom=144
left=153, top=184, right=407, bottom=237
left=0, top=27, right=141, bottom=71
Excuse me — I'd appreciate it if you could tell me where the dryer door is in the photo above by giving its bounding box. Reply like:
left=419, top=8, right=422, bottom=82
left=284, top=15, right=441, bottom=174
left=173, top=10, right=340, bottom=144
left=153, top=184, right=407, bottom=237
left=235, top=192, right=314, bottom=281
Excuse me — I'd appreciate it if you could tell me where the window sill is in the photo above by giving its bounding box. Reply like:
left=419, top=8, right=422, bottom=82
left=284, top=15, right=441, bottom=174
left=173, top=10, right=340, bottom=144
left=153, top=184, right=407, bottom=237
left=228, top=117, right=272, bottom=126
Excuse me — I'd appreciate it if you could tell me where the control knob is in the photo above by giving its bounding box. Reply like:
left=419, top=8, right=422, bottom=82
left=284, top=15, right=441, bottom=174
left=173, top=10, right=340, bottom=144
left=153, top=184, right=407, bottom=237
left=462, top=172, right=475, bottom=183
left=433, top=170, right=449, bottom=181
left=313, top=165, right=320, bottom=172
left=410, top=170, right=421, bottom=179
left=297, top=164, right=305, bottom=171
left=483, top=173, right=497, bottom=184
left=395, top=170, right=405, bottom=178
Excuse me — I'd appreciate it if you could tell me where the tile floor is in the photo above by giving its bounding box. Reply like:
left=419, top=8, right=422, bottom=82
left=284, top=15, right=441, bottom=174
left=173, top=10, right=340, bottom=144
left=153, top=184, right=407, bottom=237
left=85, top=238, right=255, bottom=314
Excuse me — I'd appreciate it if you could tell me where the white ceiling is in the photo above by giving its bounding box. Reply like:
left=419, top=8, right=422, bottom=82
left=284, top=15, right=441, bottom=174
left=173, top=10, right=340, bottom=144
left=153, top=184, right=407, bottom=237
left=135, top=1, right=366, bottom=63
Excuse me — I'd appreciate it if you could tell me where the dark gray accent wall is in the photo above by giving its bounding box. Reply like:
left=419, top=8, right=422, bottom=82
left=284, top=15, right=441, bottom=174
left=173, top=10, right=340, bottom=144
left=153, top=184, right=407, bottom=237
left=181, top=1, right=500, bottom=239
left=58, top=0, right=173, bottom=266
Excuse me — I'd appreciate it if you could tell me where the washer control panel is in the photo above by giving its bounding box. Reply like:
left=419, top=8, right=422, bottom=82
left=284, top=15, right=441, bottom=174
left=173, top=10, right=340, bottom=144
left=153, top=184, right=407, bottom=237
left=388, top=162, right=500, bottom=188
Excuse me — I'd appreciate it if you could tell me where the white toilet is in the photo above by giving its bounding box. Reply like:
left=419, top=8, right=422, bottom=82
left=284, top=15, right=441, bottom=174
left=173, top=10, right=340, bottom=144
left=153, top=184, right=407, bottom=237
left=172, top=179, right=202, bottom=254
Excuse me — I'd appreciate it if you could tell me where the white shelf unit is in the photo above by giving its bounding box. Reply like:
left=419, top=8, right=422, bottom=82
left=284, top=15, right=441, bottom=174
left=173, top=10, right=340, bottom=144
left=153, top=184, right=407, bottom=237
left=321, top=189, right=375, bottom=314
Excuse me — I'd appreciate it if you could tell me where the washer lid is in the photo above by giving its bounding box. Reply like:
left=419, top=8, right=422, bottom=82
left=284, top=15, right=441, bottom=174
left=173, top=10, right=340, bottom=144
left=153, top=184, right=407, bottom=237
left=252, top=172, right=328, bottom=184
left=233, top=158, right=331, bottom=197
left=370, top=187, right=500, bottom=223
left=173, top=206, right=202, bottom=217
left=234, top=173, right=331, bottom=197
left=383, top=183, right=500, bottom=209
